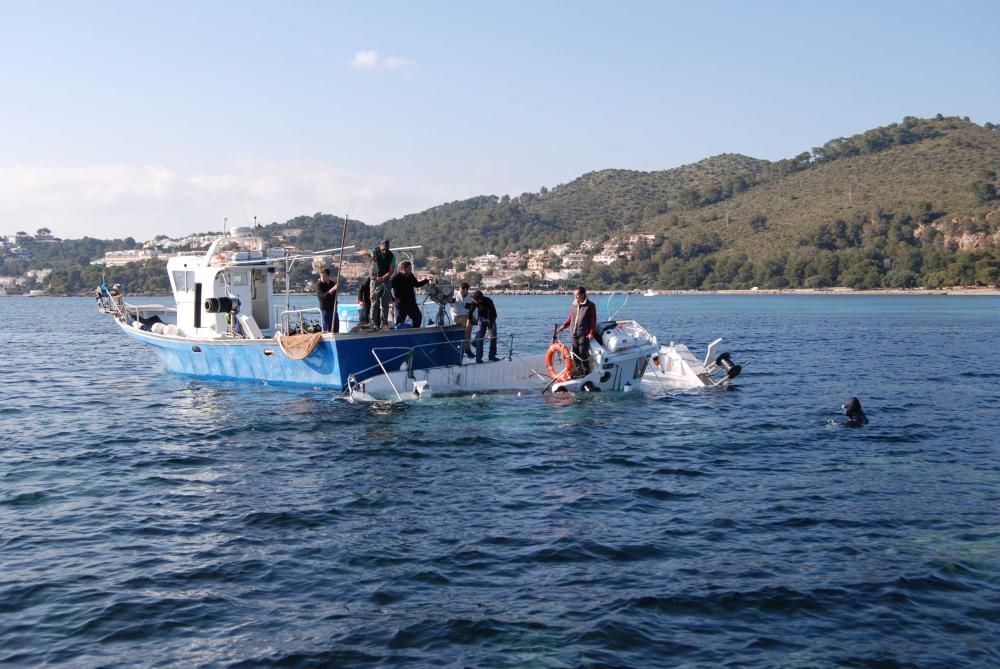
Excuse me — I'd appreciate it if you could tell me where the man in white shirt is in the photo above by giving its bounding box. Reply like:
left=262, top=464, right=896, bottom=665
left=449, top=282, right=476, bottom=358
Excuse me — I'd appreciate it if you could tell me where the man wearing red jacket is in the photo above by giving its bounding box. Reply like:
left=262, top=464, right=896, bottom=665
left=556, top=286, right=597, bottom=377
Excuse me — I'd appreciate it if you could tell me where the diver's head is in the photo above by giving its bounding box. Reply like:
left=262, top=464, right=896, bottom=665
left=844, top=396, right=868, bottom=426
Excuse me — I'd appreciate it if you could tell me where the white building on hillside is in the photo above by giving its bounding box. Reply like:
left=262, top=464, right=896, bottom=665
left=94, top=249, right=162, bottom=267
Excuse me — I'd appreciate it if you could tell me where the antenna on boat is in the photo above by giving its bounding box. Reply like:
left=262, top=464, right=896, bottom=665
left=331, top=209, right=351, bottom=328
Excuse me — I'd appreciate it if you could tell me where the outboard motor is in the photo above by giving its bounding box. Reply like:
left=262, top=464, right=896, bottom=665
left=715, top=352, right=742, bottom=380
left=844, top=397, right=868, bottom=426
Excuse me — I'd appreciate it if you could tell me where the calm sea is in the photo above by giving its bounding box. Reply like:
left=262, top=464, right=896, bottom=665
left=1, top=294, right=998, bottom=668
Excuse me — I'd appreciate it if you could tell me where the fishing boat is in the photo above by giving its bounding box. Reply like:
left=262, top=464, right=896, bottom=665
left=97, top=227, right=466, bottom=389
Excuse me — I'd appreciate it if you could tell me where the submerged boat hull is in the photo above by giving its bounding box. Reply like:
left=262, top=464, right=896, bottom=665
left=121, top=321, right=465, bottom=390
left=351, top=320, right=663, bottom=401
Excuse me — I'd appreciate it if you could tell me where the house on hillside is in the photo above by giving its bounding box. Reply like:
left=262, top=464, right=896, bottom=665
left=34, top=228, right=59, bottom=242
left=94, top=249, right=162, bottom=267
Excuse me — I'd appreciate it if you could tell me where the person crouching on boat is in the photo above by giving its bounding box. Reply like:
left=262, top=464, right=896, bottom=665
left=555, top=286, right=597, bottom=377
left=110, top=283, right=124, bottom=310
left=316, top=268, right=339, bottom=333
left=390, top=261, right=430, bottom=328
left=470, top=290, right=499, bottom=363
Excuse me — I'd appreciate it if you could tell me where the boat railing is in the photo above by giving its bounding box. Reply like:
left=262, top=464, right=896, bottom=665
left=347, top=331, right=468, bottom=399
left=350, top=328, right=522, bottom=399
left=97, top=287, right=127, bottom=320
left=279, top=308, right=323, bottom=335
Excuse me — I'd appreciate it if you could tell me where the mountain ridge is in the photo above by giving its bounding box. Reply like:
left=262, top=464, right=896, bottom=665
left=14, top=114, right=1000, bottom=293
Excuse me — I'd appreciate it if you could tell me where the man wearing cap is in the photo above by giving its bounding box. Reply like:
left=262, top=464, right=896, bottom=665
left=362, top=240, right=396, bottom=329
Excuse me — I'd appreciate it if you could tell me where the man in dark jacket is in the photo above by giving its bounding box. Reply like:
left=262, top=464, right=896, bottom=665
left=390, top=260, right=430, bottom=328
left=470, top=289, right=499, bottom=362
left=362, top=239, right=396, bottom=329
left=357, top=276, right=372, bottom=327
left=316, top=268, right=339, bottom=332
left=556, top=285, right=597, bottom=376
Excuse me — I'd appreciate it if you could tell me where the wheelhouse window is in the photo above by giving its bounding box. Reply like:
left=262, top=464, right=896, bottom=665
left=172, top=270, right=195, bottom=292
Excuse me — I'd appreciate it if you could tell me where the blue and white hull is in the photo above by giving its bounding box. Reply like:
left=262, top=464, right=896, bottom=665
left=120, top=320, right=465, bottom=390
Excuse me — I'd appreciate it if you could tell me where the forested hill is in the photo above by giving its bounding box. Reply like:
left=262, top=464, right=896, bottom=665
left=378, top=153, right=771, bottom=260
left=285, top=115, right=1000, bottom=288
left=24, top=115, right=1000, bottom=292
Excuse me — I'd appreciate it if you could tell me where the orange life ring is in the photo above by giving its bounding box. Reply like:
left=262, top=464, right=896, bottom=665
left=545, top=342, right=573, bottom=381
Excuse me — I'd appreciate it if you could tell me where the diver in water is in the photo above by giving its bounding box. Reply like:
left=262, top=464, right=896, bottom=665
left=843, top=397, right=868, bottom=427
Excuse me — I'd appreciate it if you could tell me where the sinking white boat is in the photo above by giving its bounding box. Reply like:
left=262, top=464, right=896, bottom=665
left=348, top=320, right=743, bottom=401
left=641, top=338, right=743, bottom=391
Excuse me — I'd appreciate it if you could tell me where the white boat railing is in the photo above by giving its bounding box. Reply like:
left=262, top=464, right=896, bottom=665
left=279, top=307, right=323, bottom=335
left=347, top=327, right=523, bottom=398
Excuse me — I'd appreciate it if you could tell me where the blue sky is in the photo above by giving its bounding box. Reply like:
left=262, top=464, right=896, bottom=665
left=1, top=0, right=997, bottom=240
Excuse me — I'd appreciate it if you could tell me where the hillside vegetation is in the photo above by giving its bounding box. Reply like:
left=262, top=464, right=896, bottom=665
left=23, top=115, right=1000, bottom=293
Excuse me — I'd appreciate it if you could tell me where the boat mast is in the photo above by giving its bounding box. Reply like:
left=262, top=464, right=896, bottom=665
left=332, top=211, right=350, bottom=320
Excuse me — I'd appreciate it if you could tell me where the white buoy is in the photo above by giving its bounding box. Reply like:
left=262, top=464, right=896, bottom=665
left=623, top=382, right=633, bottom=393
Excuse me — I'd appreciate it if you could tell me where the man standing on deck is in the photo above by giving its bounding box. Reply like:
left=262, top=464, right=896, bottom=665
left=360, top=240, right=396, bottom=329
left=390, top=260, right=430, bottom=328
left=470, top=289, right=499, bottom=363
left=316, top=268, right=339, bottom=333
left=556, top=286, right=597, bottom=377
left=450, top=282, right=476, bottom=358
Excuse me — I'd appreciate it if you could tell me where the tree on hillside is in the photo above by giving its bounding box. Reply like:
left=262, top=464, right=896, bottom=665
left=969, top=180, right=998, bottom=204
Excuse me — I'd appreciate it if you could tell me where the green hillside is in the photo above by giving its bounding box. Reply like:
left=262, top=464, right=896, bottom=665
left=378, top=153, right=771, bottom=259
left=23, top=115, right=1000, bottom=293
left=371, top=115, right=1000, bottom=289
left=663, top=116, right=1000, bottom=252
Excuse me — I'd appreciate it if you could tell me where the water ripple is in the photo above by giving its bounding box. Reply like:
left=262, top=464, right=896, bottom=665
left=1, top=296, right=998, bottom=668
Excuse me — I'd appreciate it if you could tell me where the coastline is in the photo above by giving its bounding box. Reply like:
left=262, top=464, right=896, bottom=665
left=11, top=286, right=1000, bottom=298
left=621, top=287, right=1000, bottom=297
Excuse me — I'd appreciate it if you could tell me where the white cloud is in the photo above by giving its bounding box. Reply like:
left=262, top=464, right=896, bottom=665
left=0, top=161, right=446, bottom=241
left=351, top=49, right=410, bottom=71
